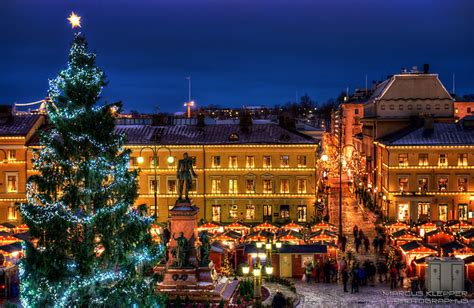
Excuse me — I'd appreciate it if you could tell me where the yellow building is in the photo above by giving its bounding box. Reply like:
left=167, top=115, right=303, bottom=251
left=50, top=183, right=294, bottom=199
left=0, top=111, right=44, bottom=223
left=118, top=123, right=318, bottom=224
left=376, top=119, right=474, bottom=224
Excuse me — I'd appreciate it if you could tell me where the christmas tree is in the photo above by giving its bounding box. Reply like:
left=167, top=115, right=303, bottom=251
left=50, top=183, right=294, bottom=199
left=18, top=33, right=161, bottom=307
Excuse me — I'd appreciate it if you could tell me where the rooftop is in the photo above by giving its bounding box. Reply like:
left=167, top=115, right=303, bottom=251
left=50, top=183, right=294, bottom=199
left=0, top=114, right=42, bottom=136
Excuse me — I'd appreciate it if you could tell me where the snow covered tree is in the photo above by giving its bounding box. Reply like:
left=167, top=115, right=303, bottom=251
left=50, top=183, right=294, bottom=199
left=19, top=33, right=161, bottom=307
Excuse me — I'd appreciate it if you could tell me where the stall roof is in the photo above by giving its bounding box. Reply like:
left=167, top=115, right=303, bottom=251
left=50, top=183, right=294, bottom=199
left=390, top=229, right=420, bottom=239
left=244, top=244, right=327, bottom=254
left=400, top=241, right=437, bottom=252
left=441, top=241, right=467, bottom=254
left=460, top=229, right=474, bottom=239
left=0, top=242, right=22, bottom=253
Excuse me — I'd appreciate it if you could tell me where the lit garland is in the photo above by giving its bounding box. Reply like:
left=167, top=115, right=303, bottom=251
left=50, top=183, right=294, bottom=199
left=18, top=32, right=162, bottom=307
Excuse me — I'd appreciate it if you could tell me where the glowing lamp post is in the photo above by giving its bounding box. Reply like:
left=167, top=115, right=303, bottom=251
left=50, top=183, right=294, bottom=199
left=138, top=145, right=174, bottom=220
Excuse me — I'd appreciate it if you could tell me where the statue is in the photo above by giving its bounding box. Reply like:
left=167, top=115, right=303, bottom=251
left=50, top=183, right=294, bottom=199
left=172, top=232, right=189, bottom=268
left=177, top=152, right=197, bottom=201
left=199, top=231, right=211, bottom=266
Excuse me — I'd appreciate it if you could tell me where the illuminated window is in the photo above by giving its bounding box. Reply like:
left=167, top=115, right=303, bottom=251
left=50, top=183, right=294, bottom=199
left=148, top=177, right=159, bottom=193
left=418, top=153, right=428, bottom=166
left=417, top=202, right=430, bottom=221
left=149, top=156, right=158, bottom=168
left=397, top=203, right=409, bottom=222
left=280, top=179, right=290, bottom=194
left=229, top=179, right=238, bottom=194
left=458, top=153, right=468, bottom=166
left=246, top=204, right=255, bottom=220
left=297, top=205, right=307, bottom=222
left=280, top=205, right=290, bottom=219
left=211, top=179, right=221, bottom=193
left=398, top=176, right=409, bottom=192
left=130, top=157, right=138, bottom=167
left=229, top=156, right=238, bottom=168
left=280, top=155, right=289, bottom=167
left=455, top=107, right=459, bottom=114
left=190, top=179, right=197, bottom=192
left=418, top=177, right=428, bottom=192
left=263, top=156, right=272, bottom=168
left=8, top=203, right=18, bottom=221
left=212, top=156, right=221, bottom=168
left=263, top=204, right=272, bottom=219
left=438, top=176, right=448, bottom=191
left=468, top=107, right=472, bottom=113
left=246, top=179, right=255, bottom=193
left=263, top=179, right=273, bottom=193
left=7, top=150, right=16, bottom=161
left=212, top=205, right=221, bottom=222
left=458, top=204, right=468, bottom=221
left=167, top=178, right=176, bottom=194
left=438, top=154, right=447, bottom=166
left=297, top=155, right=307, bottom=167
left=354, top=109, right=359, bottom=115
left=6, top=173, right=18, bottom=193
left=297, top=179, right=307, bottom=194
left=246, top=156, right=255, bottom=168
left=229, top=204, right=238, bottom=219
left=150, top=206, right=158, bottom=218
left=438, top=204, right=448, bottom=221
left=190, top=156, right=197, bottom=167
left=457, top=177, right=468, bottom=192
left=398, top=153, right=408, bottom=166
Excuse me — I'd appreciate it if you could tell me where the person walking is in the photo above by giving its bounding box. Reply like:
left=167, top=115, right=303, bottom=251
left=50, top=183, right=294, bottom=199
left=353, top=225, right=359, bottom=239
left=324, top=260, right=331, bottom=283
left=372, top=236, right=379, bottom=255
left=315, top=259, right=321, bottom=283
left=341, top=234, right=347, bottom=252
left=351, top=264, right=360, bottom=294
left=355, top=236, right=362, bottom=253
left=305, top=261, right=314, bottom=283
left=390, top=266, right=398, bottom=290
left=342, top=269, right=349, bottom=292
left=364, top=236, right=370, bottom=254
left=272, top=291, right=286, bottom=308
left=378, top=236, right=386, bottom=254
left=399, top=265, right=407, bottom=288
left=358, top=229, right=364, bottom=241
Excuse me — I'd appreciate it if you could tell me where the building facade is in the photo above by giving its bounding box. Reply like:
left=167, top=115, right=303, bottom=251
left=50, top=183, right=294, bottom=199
left=454, top=102, right=474, bottom=121
left=376, top=120, right=474, bottom=224
left=119, top=123, right=319, bottom=224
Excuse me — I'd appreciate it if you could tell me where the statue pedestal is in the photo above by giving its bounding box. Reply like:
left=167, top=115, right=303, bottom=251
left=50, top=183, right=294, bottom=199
left=158, top=200, right=221, bottom=302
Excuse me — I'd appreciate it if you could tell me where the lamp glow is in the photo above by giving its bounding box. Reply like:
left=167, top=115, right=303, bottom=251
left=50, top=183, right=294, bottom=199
left=167, top=156, right=175, bottom=164
left=265, top=266, right=274, bottom=275
left=256, top=242, right=263, bottom=249
left=275, top=241, right=282, bottom=249
left=265, top=243, right=272, bottom=250
left=242, top=264, right=250, bottom=275
left=253, top=268, right=261, bottom=277
left=137, top=156, right=144, bottom=164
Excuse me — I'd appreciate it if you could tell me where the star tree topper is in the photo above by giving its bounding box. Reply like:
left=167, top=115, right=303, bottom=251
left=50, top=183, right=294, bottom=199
left=68, top=12, right=81, bottom=28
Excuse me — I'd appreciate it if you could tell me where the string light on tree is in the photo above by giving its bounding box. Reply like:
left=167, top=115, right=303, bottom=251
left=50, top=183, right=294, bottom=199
left=67, top=12, right=81, bottom=28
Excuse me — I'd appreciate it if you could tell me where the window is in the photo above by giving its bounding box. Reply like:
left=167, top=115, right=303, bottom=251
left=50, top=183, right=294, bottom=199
left=167, top=178, right=176, bottom=194
left=263, top=179, right=273, bottom=193
left=263, top=156, right=272, bottom=168
left=438, top=176, right=448, bottom=191
left=445, top=104, right=450, bottom=110
left=246, top=179, right=255, bottom=193
left=438, top=204, right=448, bottom=221
left=354, top=108, right=359, bottom=115
left=228, top=179, right=238, bottom=194
left=398, top=153, right=408, bottom=166
left=246, top=156, right=255, bottom=168
left=398, top=203, right=409, bottom=222
left=130, top=157, right=138, bottom=167
left=6, top=173, right=18, bottom=193
left=190, top=156, right=197, bottom=167
left=297, top=205, right=307, bottom=222
left=435, top=104, right=440, bottom=110
left=297, top=155, right=307, bottom=167
left=417, top=105, right=422, bottom=110
left=280, top=205, right=290, bottom=219
left=7, top=150, right=16, bottom=161
left=468, top=107, right=472, bottom=113
left=398, top=176, right=409, bottom=192
left=381, top=105, right=386, bottom=110
left=263, top=204, right=272, bottom=219
left=418, top=153, right=428, bottom=166
left=150, top=206, right=158, bottom=218
left=426, top=105, right=431, bottom=110
left=399, top=105, right=404, bottom=110
left=458, top=204, right=468, bottom=221
left=418, top=177, right=428, bottom=192
left=458, top=153, right=468, bottom=166
left=212, top=156, right=221, bottom=168
left=458, top=177, right=468, bottom=192
left=190, top=179, right=197, bottom=192
left=246, top=204, right=255, bottom=220
left=211, top=179, right=221, bottom=193
left=212, top=205, right=221, bottom=222
left=438, top=154, right=447, bottom=166
left=229, top=204, right=238, bottom=219
left=8, top=203, right=18, bottom=221
left=228, top=156, right=238, bottom=168
left=408, top=105, right=413, bottom=110
left=148, top=177, right=159, bottom=193
left=280, top=179, right=290, bottom=193
left=280, top=155, right=289, bottom=167
left=389, top=105, right=394, bottom=110
left=149, top=156, right=158, bottom=168
left=417, top=202, right=430, bottom=222
left=297, top=179, right=307, bottom=194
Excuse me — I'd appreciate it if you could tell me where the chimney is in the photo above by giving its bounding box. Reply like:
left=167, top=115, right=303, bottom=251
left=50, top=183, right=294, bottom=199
left=0, top=105, right=13, bottom=125
left=424, top=117, right=433, bottom=130
left=423, top=63, right=430, bottom=74
left=196, top=113, right=205, bottom=128
left=239, top=110, right=253, bottom=133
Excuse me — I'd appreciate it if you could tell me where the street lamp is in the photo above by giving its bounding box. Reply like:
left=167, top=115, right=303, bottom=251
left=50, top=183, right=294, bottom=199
left=253, top=254, right=262, bottom=307
left=275, top=241, right=282, bottom=249
left=138, top=146, right=174, bottom=220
